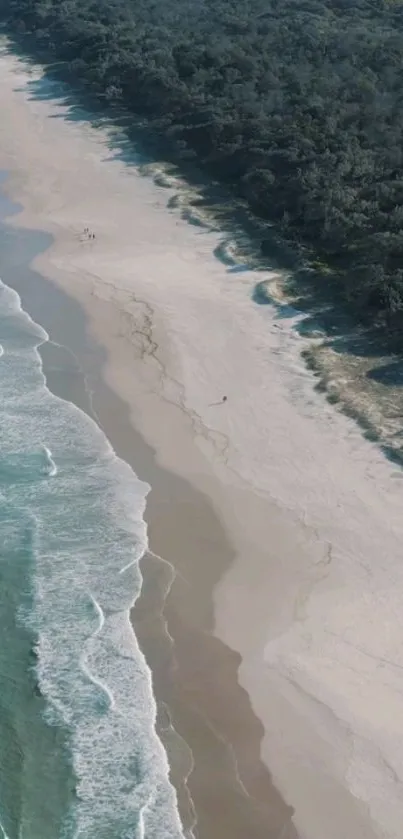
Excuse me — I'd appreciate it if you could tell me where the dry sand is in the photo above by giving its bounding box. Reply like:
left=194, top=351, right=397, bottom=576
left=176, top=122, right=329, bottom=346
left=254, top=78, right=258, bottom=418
left=1, top=41, right=403, bottom=839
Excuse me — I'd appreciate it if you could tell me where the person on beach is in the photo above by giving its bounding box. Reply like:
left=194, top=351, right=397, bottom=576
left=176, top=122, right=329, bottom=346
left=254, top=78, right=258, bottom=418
left=209, top=395, right=227, bottom=406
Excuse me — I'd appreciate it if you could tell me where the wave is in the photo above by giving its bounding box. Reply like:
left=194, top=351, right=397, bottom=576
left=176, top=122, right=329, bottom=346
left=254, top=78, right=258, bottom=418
left=79, top=596, right=116, bottom=712
left=0, top=278, right=186, bottom=838
left=0, top=821, right=11, bottom=839
left=41, top=445, right=57, bottom=476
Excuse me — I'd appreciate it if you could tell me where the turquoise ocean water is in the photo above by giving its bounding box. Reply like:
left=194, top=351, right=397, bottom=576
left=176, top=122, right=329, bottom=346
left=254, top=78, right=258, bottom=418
left=0, top=187, right=185, bottom=837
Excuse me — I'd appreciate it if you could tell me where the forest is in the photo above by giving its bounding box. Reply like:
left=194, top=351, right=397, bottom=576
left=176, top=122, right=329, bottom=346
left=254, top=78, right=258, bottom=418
left=2, top=0, right=403, bottom=331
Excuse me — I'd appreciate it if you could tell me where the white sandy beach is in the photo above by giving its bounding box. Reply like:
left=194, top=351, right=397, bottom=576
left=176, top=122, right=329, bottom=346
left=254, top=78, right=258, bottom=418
left=1, top=42, right=403, bottom=839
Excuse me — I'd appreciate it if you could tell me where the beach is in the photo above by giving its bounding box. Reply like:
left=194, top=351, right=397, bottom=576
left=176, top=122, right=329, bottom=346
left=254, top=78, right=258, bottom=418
left=1, top=40, right=403, bottom=839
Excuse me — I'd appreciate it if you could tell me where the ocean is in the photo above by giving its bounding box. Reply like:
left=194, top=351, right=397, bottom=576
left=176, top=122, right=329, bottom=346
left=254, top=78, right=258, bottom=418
left=0, top=190, right=185, bottom=837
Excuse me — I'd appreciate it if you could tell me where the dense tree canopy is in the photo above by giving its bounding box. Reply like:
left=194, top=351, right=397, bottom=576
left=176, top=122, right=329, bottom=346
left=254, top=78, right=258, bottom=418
left=2, top=0, right=403, bottom=329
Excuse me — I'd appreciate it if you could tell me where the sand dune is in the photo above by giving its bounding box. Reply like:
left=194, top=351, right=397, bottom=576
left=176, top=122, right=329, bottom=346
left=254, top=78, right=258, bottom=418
left=1, top=41, right=403, bottom=839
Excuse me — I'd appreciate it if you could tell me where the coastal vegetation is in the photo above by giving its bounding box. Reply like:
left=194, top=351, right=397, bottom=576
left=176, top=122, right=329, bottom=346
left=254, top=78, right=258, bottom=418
left=2, top=0, right=403, bottom=333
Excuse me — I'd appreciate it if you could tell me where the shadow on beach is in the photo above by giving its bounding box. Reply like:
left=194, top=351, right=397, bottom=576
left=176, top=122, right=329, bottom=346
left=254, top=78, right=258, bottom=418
left=4, top=37, right=403, bottom=472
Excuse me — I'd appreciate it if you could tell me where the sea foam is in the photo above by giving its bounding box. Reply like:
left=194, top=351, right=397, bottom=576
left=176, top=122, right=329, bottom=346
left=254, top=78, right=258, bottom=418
left=0, top=279, right=186, bottom=838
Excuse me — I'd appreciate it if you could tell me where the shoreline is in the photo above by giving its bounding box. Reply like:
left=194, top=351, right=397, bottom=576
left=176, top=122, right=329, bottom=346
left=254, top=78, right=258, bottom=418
left=0, top=142, right=297, bottom=839
left=3, top=42, right=403, bottom=839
